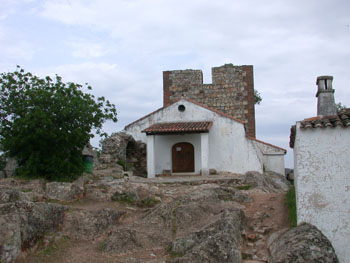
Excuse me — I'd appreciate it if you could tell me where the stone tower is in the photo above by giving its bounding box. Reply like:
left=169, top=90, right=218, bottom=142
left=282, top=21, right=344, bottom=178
left=163, top=64, right=256, bottom=138
left=316, top=76, right=336, bottom=116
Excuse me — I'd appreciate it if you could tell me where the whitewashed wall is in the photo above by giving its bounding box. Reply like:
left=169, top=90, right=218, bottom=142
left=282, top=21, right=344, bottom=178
left=252, top=140, right=286, bottom=175
left=125, top=99, right=285, bottom=175
left=294, top=123, right=350, bottom=263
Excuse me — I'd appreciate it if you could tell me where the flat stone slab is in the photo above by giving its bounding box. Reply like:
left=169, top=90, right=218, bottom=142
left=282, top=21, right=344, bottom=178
left=128, top=174, right=244, bottom=184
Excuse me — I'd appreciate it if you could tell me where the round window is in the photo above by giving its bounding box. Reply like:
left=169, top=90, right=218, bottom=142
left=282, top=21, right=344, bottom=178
left=178, top=105, right=186, bottom=112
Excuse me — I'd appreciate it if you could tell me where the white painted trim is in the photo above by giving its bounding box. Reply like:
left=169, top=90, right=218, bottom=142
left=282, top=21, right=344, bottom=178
left=201, top=133, right=209, bottom=176
left=146, top=135, right=155, bottom=178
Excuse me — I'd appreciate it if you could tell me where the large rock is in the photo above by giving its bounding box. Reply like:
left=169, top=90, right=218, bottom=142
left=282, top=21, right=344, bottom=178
left=0, top=179, right=46, bottom=203
left=0, top=187, right=30, bottom=204
left=181, top=183, right=251, bottom=203
left=169, top=209, right=244, bottom=263
left=244, top=171, right=290, bottom=193
left=45, top=181, right=84, bottom=201
left=268, top=223, right=339, bottom=263
left=0, top=201, right=65, bottom=263
left=2, top=158, right=17, bottom=177
left=101, top=228, right=159, bottom=254
left=62, top=208, right=125, bottom=240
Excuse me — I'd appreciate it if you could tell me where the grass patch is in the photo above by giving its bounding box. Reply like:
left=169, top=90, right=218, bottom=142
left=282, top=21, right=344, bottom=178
left=20, top=188, right=33, bottom=193
left=171, top=202, right=181, bottom=237
left=241, top=252, right=249, bottom=260
left=111, top=192, right=161, bottom=208
left=237, top=185, right=252, bottom=190
left=116, top=160, right=133, bottom=171
left=15, top=235, right=70, bottom=263
left=136, top=197, right=160, bottom=208
left=285, top=186, right=297, bottom=227
left=98, top=240, right=106, bottom=252
left=111, top=192, right=137, bottom=204
left=167, top=245, right=184, bottom=258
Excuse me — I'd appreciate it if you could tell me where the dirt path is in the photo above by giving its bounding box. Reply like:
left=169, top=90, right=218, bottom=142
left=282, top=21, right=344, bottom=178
left=241, top=192, right=289, bottom=261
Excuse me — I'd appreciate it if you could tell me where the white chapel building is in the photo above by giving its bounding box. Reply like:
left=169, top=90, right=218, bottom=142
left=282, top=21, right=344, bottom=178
left=125, top=64, right=286, bottom=178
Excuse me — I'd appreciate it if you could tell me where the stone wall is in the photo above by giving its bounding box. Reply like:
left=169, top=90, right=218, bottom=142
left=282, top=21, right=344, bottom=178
left=98, top=132, right=147, bottom=177
left=163, top=64, right=256, bottom=138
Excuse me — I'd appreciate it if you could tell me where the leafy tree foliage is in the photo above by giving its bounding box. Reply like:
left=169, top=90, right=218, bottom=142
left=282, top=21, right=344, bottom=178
left=0, top=66, right=117, bottom=181
left=254, top=89, right=262, bottom=105
left=336, top=102, right=346, bottom=113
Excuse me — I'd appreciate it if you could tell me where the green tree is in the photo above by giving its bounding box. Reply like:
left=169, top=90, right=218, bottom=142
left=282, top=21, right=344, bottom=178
left=254, top=89, right=262, bottom=105
left=336, top=102, right=346, bottom=112
left=0, top=66, right=117, bottom=181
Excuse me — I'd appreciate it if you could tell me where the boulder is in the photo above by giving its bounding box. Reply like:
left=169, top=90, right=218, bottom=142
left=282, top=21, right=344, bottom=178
left=62, top=208, right=125, bottom=240
left=0, top=179, right=46, bottom=203
left=101, top=228, right=158, bottom=254
left=181, top=184, right=251, bottom=203
left=268, top=223, right=339, bottom=263
left=0, top=201, right=65, bottom=263
left=3, top=158, right=17, bottom=177
left=244, top=171, right=290, bottom=193
left=0, top=188, right=30, bottom=204
left=45, top=181, right=84, bottom=201
left=169, top=209, right=243, bottom=263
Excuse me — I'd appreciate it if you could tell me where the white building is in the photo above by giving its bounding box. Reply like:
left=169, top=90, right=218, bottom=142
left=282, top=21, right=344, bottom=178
left=125, top=97, right=286, bottom=177
left=290, top=76, right=350, bottom=263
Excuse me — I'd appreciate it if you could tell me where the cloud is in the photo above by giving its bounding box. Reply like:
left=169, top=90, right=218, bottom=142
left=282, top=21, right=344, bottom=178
left=1, top=0, right=349, bottom=169
left=65, top=38, right=112, bottom=58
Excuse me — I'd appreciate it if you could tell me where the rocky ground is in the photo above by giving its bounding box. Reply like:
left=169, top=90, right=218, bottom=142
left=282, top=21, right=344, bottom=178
left=0, top=171, right=339, bottom=263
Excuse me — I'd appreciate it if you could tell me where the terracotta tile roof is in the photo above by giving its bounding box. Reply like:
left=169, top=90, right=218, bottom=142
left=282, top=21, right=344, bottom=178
left=300, top=108, right=350, bottom=129
left=290, top=108, right=350, bottom=148
left=124, top=97, right=245, bottom=129
left=142, top=121, right=213, bottom=135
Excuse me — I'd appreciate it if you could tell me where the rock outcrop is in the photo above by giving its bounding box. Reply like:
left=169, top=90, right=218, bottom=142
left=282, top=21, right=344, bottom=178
left=0, top=188, right=30, bottom=203
left=45, top=181, right=84, bottom=201
left=268, top=223, right=339, bottom=263
left=0, top=201, right=65, bottom=263
left=62, top=208, right=125, bottom=240
left=169, top=209, right=244, bottom=263
left=244, top=171, right=290, bottom=193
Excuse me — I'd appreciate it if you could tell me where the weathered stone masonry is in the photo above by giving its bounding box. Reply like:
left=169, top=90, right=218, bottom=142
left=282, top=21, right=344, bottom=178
left=163, top=64, right=256, bottom=138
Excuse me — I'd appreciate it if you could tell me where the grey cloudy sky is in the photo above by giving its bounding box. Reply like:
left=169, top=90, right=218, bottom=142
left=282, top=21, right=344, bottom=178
left=1, top=0, right=349, bottom=168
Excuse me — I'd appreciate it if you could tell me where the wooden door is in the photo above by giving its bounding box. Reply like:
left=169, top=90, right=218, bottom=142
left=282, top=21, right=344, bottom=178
left=172, top=142, right=194, bottom=173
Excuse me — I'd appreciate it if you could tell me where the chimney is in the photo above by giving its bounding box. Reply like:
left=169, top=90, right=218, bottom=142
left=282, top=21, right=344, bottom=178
left=316, top=76, right=336, bottom=116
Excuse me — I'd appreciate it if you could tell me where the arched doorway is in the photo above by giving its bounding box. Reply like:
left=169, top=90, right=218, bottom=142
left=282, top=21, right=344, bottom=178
left=172, top=142, right=194, bottom=173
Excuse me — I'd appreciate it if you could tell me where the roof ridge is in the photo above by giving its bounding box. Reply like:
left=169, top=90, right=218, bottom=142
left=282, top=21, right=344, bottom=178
left=181, top=97, right=247, bottom=124
left=247, top=135, right=287, bottom=153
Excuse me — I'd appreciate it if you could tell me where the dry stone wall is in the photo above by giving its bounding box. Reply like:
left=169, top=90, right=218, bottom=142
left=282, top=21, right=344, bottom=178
left=98, top=132, right=147, bottom=177
left=163, top=64, right=256, bottom=137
